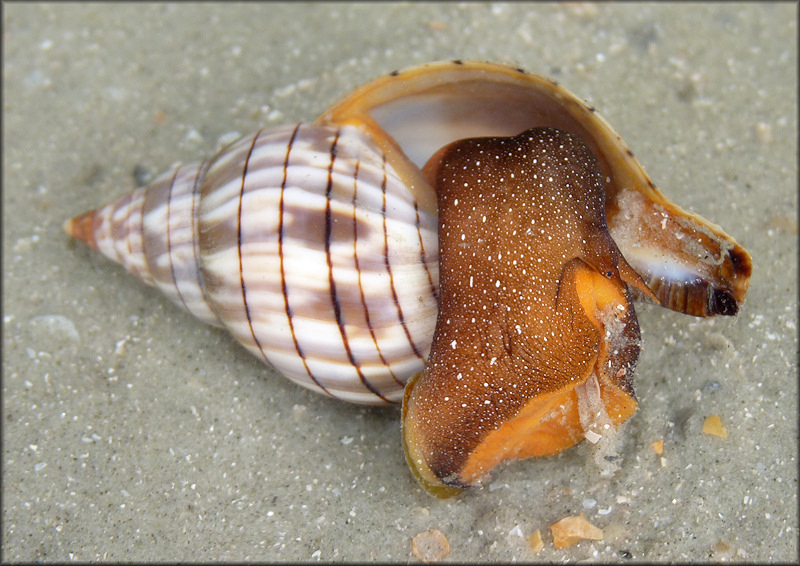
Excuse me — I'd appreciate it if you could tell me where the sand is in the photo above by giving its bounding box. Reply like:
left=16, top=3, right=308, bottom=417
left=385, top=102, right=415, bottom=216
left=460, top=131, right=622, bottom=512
left=3, top=3, right=796, bottom=562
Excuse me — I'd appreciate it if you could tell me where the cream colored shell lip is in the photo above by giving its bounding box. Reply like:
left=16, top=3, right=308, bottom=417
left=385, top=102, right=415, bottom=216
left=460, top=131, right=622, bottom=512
left=64, top=59, right=752, bottom=409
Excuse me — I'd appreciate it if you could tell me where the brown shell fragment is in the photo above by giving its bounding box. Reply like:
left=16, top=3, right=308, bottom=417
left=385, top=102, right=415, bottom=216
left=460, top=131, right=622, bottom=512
left=651, top=439, right=665, bottom=455
left=702, top=415, right=729, bottom=438
left=528, top=529, right=544, bottom=554
left=411, top=529, right=450, bottom=563
left=549, top=513, right=604, bottom=549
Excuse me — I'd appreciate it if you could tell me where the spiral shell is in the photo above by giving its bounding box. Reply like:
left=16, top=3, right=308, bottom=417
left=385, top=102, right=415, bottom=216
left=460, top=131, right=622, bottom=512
left=66, top=60, right=752, bottom=409
left=68, top=123, right=438, bottom=404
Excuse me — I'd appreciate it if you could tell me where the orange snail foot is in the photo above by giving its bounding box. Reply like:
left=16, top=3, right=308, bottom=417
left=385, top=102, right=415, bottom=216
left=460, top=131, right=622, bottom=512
left=402, top=259, right=641, bottom=497
left=403, top=377, right=637, bottom=498
left=402, top=377, right=639, bottom=498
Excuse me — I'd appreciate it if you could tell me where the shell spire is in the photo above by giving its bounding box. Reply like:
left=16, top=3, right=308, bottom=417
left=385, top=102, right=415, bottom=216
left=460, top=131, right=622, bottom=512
left=66, top=162, right=219, bottom=326
left=64, top=209, right=100, bottom=250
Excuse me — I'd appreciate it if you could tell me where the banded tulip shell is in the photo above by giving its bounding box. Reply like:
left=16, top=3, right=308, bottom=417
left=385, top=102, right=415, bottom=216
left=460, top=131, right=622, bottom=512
left=66, top=60, right=751, bottom=493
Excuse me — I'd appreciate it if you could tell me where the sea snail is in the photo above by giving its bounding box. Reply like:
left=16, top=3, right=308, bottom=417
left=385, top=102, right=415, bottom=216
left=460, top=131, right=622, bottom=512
left=65, top=60, right=752, bottom=495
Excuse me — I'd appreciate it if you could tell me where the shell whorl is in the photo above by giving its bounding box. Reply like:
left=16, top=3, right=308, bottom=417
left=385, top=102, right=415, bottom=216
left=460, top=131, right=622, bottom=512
left=71, top=123, right=439, bottom=404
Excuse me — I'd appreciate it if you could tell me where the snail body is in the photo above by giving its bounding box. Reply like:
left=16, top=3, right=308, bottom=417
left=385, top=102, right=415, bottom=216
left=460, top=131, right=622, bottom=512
left=66, top=60, right=752, bottom=494
left=403, top=127, right=653, bottom=495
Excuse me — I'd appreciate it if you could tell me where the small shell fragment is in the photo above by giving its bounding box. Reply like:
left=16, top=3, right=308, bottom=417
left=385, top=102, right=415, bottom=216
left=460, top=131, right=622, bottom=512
left=650, top=439, right=664, bottom=455
left=702, top=415, right=729, bottom=438
left=411, top=529, right=450, bottom=563
left=528, top=529, right=544, bottom=554
left=549, top=513, right=604, bottom=549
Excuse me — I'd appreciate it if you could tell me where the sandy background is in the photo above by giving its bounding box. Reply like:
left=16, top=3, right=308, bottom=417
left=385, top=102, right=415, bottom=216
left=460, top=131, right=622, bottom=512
left=3, top=2, right=797, bottom=562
